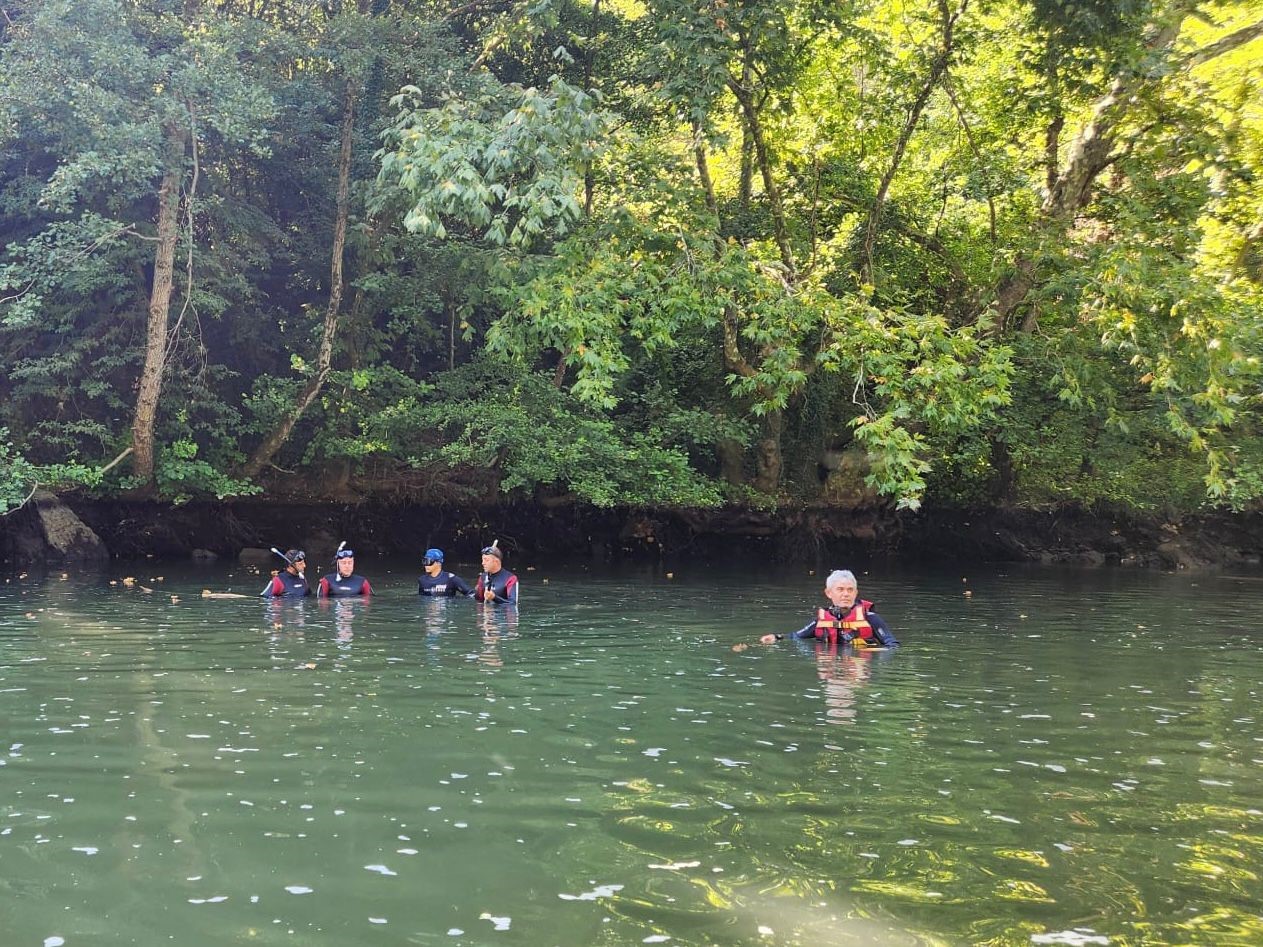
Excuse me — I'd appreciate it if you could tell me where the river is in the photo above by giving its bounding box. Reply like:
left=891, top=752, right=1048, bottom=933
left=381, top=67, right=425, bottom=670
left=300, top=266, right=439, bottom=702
left=2, top=560, right=1261, bottom=945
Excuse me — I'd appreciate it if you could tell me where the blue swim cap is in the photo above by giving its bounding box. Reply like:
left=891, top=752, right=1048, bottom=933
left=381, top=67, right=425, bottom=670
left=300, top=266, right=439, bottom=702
left=423, top=548, right=444, bottom=564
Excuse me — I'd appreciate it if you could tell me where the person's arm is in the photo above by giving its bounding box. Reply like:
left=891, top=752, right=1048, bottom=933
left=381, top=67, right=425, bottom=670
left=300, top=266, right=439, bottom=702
left=260, top=576, right=282, bottom=597
left=317, top=577, right=331, bottom=598
left=359, top=578, right=373, bottom=595
left=864, top=610, right=897, bottom=647
left=789, top=618, right=817, bottom=639
left=760, top=617, right=815, bottom=644
left=485, top=574, right=517, bottom=604
left=451, top=573, right=476, bottom=598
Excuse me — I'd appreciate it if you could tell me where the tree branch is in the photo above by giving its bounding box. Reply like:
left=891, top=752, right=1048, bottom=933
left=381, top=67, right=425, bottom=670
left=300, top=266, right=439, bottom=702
left=942, top=71, right=996, bottom=244
left=99, top=446, right=135, bottom=476
left=988, top=11, right=1189, bottom=331
left=444, top=0, right=520, bottom=20
left=0, top=481, right=39, bottom=516
left=1186, top=17, right=1263, bottom=66
left=861, top=0, right=967, bottom=283
left=726, top=76, right=796, bottom=278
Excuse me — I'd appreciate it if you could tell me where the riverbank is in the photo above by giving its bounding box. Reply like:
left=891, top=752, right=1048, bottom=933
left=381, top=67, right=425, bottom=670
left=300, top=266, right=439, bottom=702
left=4, top=495, right=1261, bottom=571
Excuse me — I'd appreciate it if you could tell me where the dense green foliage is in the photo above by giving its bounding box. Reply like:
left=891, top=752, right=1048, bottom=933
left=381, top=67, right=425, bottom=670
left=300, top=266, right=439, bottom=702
left=2, top=0, right=1261, bottom=515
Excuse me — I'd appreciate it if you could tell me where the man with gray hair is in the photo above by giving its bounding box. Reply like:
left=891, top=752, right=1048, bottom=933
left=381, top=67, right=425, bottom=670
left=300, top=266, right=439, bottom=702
left=760, top=569, right=898, bottom=647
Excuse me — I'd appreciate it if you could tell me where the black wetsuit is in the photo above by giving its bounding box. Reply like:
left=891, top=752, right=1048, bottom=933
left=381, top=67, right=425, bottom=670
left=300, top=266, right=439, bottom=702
left=318, top=573, right=373, bottom=597
left=261, top=571, right=311, bottom=598
left=474, top=569, right=518, bottom=604
left=418, top=570, right=475, bottom=597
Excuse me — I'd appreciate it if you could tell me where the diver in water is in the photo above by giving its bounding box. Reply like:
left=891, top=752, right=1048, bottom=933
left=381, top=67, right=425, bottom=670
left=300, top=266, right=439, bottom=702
left=261, top=549, right=312, bottom=598
left=417, top=548, right=475, bottom=598
left=317, top=547, right=373, bottom=597
left=759, top=570, right=897, bottom=647
left=473, top=541, right=518, bottom=605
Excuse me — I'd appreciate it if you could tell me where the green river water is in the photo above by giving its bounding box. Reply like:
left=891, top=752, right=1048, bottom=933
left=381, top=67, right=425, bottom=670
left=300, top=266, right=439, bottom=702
left=1, top=561, right=1261, bottom=946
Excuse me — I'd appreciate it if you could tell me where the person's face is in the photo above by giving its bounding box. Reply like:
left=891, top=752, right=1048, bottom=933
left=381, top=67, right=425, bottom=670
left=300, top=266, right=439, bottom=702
left=291, top=557, right=306, bottom=574
left=481, top=553, right=501, bottom=573
left=825, top=579, right=858, bottom=609
left=337, top=556, right=354, bottom=577
left=424, top=559, right=442, bottom=576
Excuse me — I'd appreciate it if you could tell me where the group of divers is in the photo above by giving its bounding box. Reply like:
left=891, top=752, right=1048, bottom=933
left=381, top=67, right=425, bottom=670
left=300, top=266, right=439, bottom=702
left=261, top=541, right=519, bottom=605
left=260, top=540, right=899, bottom=649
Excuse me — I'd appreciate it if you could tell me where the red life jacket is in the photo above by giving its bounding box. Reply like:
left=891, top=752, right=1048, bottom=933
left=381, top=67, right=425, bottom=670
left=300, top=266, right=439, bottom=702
left=814, top=600, right=874, bottom=645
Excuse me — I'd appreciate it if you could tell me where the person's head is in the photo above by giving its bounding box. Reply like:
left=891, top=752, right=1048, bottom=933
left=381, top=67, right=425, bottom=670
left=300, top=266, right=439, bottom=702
left=335, top=548, right=355, bottom=577
left=422, top=548, right=444, bottom=576
left=285, top=550, right=307, bottom=574
left=824, top=569, right=858, bottom=609
left=480, top=543, right=503, bottom=573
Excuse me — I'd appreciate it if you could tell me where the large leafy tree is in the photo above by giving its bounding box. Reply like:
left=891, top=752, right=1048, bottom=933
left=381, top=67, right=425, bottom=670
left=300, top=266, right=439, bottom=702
left=1, top=0, right=277, bottom=492
left=2, top=0, right=1260, bottom=515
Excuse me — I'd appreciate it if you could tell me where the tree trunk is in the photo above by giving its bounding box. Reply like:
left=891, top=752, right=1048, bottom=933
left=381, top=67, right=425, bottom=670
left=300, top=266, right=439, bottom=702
left=737, top=55, right=754, bottom=207
left=717, top=437, right=745, bottom=486
left=989, top=13, right=1205, bottom=331
left=727, top=78, right=795, bottom=277
left=1043, top=111, right=1064, bottom=194
left=447, top=292, right=457, bottom=372
left=240, top=78, right=358, bottom=480
left=860, top=0, right=962, bottom=283
left=582, top=0, right=600, bottom=216
left=130, top=122, right=187, bottom=489
left=696, top=129, right=785, bottom=493
left=753, top=410, right=784, bottom=494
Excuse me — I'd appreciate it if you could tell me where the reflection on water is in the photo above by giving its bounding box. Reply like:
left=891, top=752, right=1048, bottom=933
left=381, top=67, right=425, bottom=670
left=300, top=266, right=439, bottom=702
left=809, top=642, right=889, bottom=725
left=1, top=562, right=1262, bottom=945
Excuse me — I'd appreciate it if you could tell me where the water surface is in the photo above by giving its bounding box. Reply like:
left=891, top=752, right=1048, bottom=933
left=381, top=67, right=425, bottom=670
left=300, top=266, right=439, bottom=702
left=2, top=561, right=1261, bottom=945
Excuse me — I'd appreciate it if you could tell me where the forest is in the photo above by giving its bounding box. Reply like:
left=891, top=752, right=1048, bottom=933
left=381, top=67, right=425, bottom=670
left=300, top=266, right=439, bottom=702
left=2, top=0, right=1261, bottom=519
